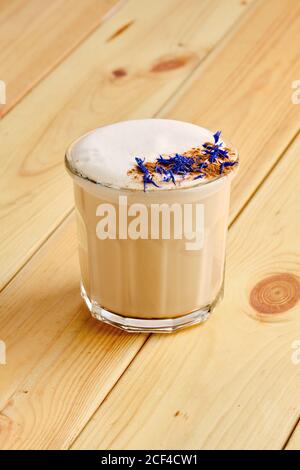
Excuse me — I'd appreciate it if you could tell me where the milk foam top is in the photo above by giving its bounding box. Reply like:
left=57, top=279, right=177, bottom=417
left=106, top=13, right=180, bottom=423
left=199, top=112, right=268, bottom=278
left=66, top=119, right=224, bottom=190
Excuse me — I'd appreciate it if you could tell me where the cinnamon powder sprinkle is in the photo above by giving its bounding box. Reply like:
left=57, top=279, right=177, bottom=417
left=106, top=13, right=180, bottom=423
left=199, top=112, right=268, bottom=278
left=128, top=131, right=238, bottom=190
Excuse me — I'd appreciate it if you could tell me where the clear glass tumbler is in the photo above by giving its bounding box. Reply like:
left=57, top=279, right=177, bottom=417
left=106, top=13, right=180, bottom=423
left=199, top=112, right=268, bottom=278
left=65, top=122, right=238, bottom=333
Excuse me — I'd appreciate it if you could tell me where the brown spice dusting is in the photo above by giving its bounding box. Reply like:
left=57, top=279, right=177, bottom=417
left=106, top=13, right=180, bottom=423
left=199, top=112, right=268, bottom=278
left=182, top=145, right=236, bottom=180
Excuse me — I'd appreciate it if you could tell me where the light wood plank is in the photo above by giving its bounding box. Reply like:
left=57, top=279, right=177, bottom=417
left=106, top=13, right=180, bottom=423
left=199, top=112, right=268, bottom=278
left=0, top=0, right=121, bottom=116
left=0, top=0, right=253, bottom=291
left=73, top=128, right=300, bottom=450
left=0, top=0, right=253, bottom=449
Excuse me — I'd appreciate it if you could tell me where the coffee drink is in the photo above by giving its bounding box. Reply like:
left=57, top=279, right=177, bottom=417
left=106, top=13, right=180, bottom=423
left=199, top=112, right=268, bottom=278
left=65, top=119, right=238, bottom=332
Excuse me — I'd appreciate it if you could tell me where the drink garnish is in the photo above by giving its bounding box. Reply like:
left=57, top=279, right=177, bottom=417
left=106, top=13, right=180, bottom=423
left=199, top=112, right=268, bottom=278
left=130, top=131, right=237, bottom=190
left=135, top=157, right=160, bottom=191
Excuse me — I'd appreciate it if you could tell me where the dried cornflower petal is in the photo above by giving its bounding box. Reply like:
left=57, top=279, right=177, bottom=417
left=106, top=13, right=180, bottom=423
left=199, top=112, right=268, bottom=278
left=131, top=131, right=237, bottom=190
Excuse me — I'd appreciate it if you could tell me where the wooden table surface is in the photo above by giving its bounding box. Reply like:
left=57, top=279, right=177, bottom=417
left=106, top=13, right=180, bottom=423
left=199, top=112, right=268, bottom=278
left=0, top=0, right=300, bottom=450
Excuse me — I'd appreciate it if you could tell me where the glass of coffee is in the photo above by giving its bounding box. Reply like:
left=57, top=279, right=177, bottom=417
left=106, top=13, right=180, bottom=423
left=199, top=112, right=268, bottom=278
left=65, top=119, right=238, bottom=332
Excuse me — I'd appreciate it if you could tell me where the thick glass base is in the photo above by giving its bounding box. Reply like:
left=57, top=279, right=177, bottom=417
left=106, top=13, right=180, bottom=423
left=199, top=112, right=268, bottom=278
left=81, top=284, right=223, bottom=333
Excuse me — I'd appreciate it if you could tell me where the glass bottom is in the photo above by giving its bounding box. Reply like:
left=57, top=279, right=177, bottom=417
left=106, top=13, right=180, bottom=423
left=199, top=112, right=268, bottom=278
left=81, top=283, right=223, bottom=333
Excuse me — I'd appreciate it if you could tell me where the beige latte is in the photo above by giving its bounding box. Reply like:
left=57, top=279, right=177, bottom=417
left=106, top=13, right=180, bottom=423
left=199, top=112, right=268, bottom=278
left=65, top=119, right=238, bottom=332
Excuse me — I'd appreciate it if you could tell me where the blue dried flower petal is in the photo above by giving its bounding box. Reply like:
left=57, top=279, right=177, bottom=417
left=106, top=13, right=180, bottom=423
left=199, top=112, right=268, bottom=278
left=204, top=142, right=228, bottom=162
left=216, top=148, right=228, bottom=158
left=213, top=130, right=222, bottom=143
left=157, top=155, right=171, bottom=165
left=194, top=174, right=204, bottom=180
left=143, top=173, right=160, bottom=191
left=197, top=162, right=208, bottom=169
left=163, top=169, right=176, bottom=185
left=157, top=153, right=194, bottom=176
left=135, top=157, right=147, bottom=172
left=155, top=165, right=176, bottom=185
left=208, top=148, right=220, bottom=163
left=219, top=161, right=237, bottom=174
left=135, top=157, right=160, bottom=191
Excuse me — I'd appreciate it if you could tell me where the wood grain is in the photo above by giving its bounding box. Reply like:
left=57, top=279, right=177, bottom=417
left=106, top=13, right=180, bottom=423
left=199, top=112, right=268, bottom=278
left=1, top=0, right=299, bottom=452
left=0, top=215, right=146, bottom=449
left=162, top=0, right=300, bottom=221
left=0, top=0, right=254, bottom=449
left=0, top=0, right=121, bottom=116
left=72, top=0, right=300, bottom=449
left=2, top=0, right=300, bottom=451
left=0, top=0, right=254, bottom=290
left=73, top=129, right=300, bottom=450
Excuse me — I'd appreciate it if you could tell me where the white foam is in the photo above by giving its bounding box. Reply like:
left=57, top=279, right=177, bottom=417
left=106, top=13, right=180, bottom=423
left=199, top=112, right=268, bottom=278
left=66, top=119, right=217, bottom=189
